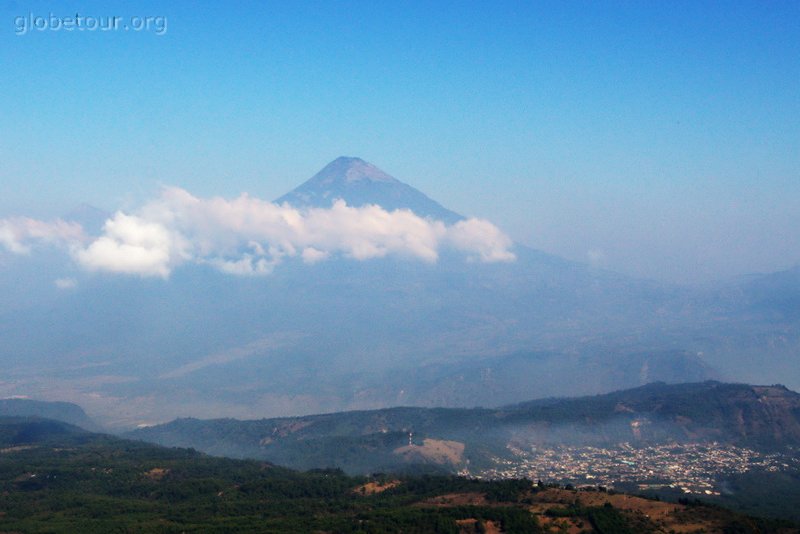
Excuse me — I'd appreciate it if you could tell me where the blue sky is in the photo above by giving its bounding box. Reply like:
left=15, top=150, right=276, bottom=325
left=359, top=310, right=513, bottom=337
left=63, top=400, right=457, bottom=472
left=1, top=0, right=798, bottom=283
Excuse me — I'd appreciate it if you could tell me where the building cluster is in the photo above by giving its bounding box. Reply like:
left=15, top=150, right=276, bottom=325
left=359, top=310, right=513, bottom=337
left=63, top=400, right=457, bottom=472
left=476, top=442, right=797, bottom=495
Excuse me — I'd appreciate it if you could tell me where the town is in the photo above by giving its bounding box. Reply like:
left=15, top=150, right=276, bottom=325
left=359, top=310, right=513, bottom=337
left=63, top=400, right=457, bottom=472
left=475, top=442, right=799, bottom=496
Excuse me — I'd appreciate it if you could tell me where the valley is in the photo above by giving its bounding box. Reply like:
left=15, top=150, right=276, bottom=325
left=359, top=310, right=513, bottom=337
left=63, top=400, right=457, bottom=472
left=4, top=381, right=800, bottom=527
left=0, top=415, right=795, bottom=533
left=122, top=381, right=800, bottom=522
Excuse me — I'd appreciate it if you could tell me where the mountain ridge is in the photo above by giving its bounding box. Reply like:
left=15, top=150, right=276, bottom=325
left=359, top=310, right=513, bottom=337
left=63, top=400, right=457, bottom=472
left=0, top=398, right=100, bottom=432
left=276, top=156, right=464, bottom=223
left=128, top=381, right=800, bottom=474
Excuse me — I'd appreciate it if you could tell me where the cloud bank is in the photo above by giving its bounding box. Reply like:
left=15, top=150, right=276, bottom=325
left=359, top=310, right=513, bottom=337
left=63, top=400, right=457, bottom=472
left=0, top=217, right=84, bottom=254
left=2, top=188, right=515, bottom=277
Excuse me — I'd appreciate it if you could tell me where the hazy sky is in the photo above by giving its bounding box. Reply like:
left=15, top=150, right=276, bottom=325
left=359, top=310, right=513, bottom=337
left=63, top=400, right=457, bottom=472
left=1, top=1, right=798, bottom=284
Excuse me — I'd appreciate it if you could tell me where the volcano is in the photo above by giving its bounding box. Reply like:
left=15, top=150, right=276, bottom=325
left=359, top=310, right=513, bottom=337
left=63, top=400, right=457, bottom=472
left=276, top=156, right=463, bottom=223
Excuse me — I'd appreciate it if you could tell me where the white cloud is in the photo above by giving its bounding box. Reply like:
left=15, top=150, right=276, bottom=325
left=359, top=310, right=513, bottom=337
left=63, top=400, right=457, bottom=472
left=75, top=213, right=185, bottom=278
left=301, top=247, right=329, bottom=264
left=0, top=217, right=84, bottom=254
left=73, top=187, right=516, bottom=277
left=445, top=219, right=516, bottom=262
left=208, top=255, right=278, bottom=276
left=54, top=277, right=77, bottom=289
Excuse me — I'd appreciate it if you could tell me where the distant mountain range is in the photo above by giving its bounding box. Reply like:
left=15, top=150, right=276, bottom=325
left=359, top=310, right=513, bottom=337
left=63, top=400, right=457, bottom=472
left=128, top=381, right=800, bottom=475
left=0, top=398, right=98, bottom=432
left=0, top=157, right=798, bottom=428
